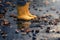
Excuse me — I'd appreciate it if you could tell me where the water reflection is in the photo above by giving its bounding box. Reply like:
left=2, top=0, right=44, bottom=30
left=17, top=19, right=31, bottom=33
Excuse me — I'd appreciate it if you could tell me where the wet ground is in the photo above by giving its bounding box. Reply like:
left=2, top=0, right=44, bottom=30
left=0, top=0, right=60, bottom=40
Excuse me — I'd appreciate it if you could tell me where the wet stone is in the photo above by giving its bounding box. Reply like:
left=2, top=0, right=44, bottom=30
left=40, top=27, right=43, bottom=29
left=46, top=27, right=50, bottom=33
left=25, top=29, right=31, bottom=33
left=35, top=30, right=39, bottom=34
left=52, top=31, right=55, bottom=33
left=32, top=5, right=35, bottom=9
left=41, top=16, right=46, bottom=18
left=15, top=31, right=19, bottom=34
left=49, top=29, right=55, bottom=33
left=10, top=14, right=17, bottom=18
left=39, top=9, right=42, bottom=11
left=2, top=34, right=7, bottom=39
left=55, top=19, right=60, bottom=22
left=39, top=8, right=43, bottom=11
left=46, top=29, right=50, bottom=33
left=32, top=37, right=36, bottom=40
left=48, top=21, right=53, bottom=25
left=31, top=30, right=34, bottom=33
left=15, top=29, right=19, bottom=34
left=56, top=31, right=60, bottom=33
left=34, top=8, right=38, bottom=11
left=37, top=16, right=41, bottom=19
left=1, top=19, right=10, bottom=26
left=56, top=11, right=59, bottom=13
left=47, top=27, right=50, bottom=30
left=53, top=22, right=57, bottom=25
left=20, top=29, right=25, bottom=32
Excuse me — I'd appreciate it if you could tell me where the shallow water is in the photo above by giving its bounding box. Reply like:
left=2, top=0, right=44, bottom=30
left=0, top=0, right=60, bottom=40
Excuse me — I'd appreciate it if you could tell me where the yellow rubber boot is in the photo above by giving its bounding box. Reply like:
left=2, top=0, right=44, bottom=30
left=17, top=3, right=35, bottom=21
left=17, top=2, right=36, bottom=20
left=17, top=3, right=37, bottom=20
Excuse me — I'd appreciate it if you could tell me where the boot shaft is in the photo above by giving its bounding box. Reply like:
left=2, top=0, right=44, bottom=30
left=17, top=2, right=30, bottom=16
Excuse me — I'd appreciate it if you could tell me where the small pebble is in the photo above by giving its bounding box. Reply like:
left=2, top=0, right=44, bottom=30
left=34, top=8, right=37, bottom=11
left=15, top=30, right=19, bottom=34
left=56, top=11, right=59, bottom=13
left=56, top=31, right=60, bottom=33
left=35, top=30, right=39, bottom=34
left=21, top=28, right=25, bottom=32
left=46, top=29, right=50, bottom=33
left=32, top=5, right=35, bottom=8
left=32, top=37, right=36, bottom=40
left=39, top=9, right=42, bottom=11
left=47, top=27, right=50, bottom=30
left=1, top=19, right=10, bottom=26
left=31, top=30, right=34, bottom=33
left=10, top=14, right=17, bottom=18
left=2, top=34, right=7, bottom=39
